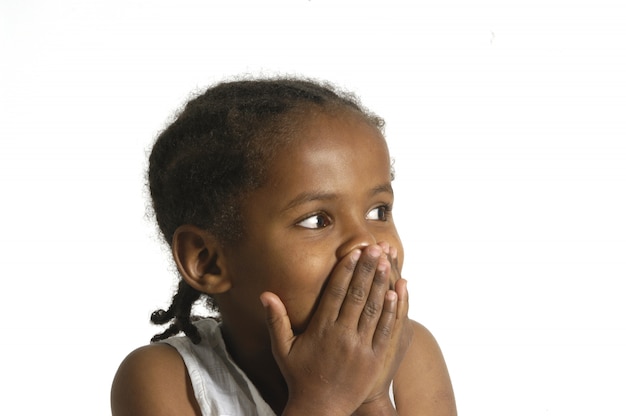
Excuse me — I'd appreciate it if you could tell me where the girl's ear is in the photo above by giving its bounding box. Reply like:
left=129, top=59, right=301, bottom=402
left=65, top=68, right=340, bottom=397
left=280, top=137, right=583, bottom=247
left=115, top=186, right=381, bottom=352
left=171, top=225, right=232, bottom=294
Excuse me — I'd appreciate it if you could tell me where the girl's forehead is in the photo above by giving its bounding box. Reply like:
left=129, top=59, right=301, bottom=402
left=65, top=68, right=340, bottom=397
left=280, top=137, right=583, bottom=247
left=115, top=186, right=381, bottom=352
left=268, top=112, right=391, bottom=180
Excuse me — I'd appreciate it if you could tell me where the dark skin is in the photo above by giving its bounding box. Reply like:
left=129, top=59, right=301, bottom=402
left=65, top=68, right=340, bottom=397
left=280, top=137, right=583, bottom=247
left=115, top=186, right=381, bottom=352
left=111, top=111, right=456, bottom=415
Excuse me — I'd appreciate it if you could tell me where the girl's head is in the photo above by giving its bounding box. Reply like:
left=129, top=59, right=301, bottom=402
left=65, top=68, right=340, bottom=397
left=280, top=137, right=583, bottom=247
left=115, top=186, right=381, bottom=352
left=148, top=77, right=399, bottom=343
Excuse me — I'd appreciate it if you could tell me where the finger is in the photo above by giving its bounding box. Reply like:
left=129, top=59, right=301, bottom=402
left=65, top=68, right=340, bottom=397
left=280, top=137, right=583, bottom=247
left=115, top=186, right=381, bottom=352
left=260, top=292, right=294, bottom=359
left=357, top=255, right=391, bottom=335
left=336, top=245, right=383, bottom=327
left=393, top=278, right=414, bottom=349
left=371, top=290, right=398, bottom=353
left=378, top=241, right=390, bottom=256
left=388, top=246, right=400, bottom=288
left=394, top=278, right=409, bottom=321
left=312, top=249, right=362, bottom=325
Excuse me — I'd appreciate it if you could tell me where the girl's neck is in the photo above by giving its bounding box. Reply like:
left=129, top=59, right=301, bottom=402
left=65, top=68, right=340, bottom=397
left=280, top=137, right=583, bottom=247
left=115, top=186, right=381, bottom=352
left=220, top=321, right=289, bottom=413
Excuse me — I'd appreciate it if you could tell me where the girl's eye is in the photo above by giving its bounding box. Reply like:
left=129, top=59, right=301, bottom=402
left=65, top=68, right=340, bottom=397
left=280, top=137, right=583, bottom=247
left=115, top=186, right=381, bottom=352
left=297, top=213, right=331, bottom=229
left=366, top=205, right=390, bottom=221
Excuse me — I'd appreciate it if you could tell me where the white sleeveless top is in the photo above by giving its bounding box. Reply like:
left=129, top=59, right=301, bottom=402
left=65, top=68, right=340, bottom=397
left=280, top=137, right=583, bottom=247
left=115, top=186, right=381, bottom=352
left=161, top=318, right=276, bottom=416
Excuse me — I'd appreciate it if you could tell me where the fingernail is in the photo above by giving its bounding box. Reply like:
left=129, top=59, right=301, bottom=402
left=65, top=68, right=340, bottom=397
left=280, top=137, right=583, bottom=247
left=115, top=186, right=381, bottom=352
left=259, top=294, right=269, bottom=308
left=379, top=241, right=390, bottom=254
left=368, top=245, right=382, bottom=258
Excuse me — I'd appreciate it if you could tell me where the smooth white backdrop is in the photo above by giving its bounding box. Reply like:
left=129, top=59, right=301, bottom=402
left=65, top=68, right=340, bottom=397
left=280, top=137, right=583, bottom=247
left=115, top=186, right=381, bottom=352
left=1, top=1, right=624, bottom=414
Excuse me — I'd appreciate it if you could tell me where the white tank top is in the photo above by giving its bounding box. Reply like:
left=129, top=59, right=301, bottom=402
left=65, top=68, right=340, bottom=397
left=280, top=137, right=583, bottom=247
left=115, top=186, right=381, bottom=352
left=161, top=318, right=276, bottom=416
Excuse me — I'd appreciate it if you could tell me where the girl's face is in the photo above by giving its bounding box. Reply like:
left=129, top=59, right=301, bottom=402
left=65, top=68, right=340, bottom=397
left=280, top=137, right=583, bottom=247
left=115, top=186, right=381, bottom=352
left=219, top=112, right=404, bottom=335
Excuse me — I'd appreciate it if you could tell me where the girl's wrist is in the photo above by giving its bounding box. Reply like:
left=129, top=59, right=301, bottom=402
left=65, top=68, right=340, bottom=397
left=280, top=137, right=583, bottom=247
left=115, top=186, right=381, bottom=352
left=352, top=395, right=397, bottom=416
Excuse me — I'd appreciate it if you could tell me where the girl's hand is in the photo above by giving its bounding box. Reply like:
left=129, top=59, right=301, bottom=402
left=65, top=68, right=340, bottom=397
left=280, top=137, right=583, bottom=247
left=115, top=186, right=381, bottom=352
left=260, top=245, right=401, bottom=416
left=353, top=245, right=414, bottom=415
left=354, top=243, right=413, bottom=415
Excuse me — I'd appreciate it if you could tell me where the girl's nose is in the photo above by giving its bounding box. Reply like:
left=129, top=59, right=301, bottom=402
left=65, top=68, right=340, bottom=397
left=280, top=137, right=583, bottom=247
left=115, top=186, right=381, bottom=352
left=335, top=222, right=379, bottom=260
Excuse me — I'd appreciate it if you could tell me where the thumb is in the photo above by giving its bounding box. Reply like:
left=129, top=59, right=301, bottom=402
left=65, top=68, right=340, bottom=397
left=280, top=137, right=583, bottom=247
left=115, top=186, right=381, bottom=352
left=260, top=292, right=294, bottom=359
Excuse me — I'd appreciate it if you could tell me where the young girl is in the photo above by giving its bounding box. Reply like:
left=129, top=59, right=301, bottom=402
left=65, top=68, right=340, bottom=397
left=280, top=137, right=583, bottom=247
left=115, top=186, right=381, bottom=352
left=111, top=78, right=456, bottom=415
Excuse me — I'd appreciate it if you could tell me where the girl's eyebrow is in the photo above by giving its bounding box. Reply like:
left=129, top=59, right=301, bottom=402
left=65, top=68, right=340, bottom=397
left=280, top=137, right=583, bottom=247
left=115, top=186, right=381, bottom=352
left=282, top=183, right=394, bottom=213
left=371, top=183, right=394, bottom=196
left=283, top=191, right=338, bottom=212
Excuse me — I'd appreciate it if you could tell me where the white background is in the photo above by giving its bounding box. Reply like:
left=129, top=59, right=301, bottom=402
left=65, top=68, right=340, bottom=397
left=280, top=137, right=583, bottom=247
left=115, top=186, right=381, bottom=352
left=1, top=1, right=625, bottom=414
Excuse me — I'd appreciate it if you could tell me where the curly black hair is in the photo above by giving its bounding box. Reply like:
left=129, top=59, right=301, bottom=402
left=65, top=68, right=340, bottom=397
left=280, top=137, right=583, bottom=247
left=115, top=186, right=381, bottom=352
left=148, top=77, right=384, bottom=343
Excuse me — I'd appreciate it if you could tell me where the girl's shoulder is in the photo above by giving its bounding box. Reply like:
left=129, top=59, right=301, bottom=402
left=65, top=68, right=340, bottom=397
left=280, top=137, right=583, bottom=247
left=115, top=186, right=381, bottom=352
left=111, top=343, right=201, bottom=416
left=393, top=320, right=458, bottom=415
